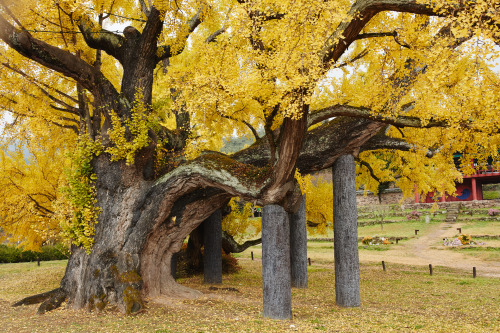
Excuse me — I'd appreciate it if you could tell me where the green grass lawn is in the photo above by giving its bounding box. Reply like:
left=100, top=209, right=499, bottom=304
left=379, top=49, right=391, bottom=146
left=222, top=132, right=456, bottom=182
left=0, top=259, right=498, bottom=332
left=456, top=221, right=500, bottom=236
left=304, top=220, right=437, bottom=240
left=357, top=220, right=435, bottom=239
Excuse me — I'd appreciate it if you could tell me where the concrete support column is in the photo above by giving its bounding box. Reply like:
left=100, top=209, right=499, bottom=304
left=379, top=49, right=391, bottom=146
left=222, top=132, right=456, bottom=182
left=262, top=204, right=292, bottom=319
left=289, top=195, right=308, bottom=288
left=332, top=155, right=361, bottom=307
left=203, top=210, right=222, bottom=284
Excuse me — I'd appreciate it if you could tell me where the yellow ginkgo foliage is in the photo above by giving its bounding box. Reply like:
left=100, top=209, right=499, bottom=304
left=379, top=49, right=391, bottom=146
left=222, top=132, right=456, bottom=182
left=222, top=197, right=261, bottom=243
left=0, top=130, right=72, bottom=251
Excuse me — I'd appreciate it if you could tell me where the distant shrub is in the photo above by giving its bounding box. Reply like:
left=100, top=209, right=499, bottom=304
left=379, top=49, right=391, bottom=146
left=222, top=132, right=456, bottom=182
left=483, top=191, right=500, bottom=200
left=0, top=245, right=22, bottom=263
left=406, top=210, right=422, bottom=220
left=0, top=244, right=70, bottom=263
left=222, top=251, right=241, bottom=274
left=488, top=208, right=500, bottom=216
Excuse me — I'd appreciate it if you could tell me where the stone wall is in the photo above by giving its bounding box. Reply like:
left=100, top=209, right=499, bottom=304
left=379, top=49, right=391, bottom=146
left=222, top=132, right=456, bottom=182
left=356, top=188, right=414, bottom=206
left=403, top=199, right=500, bottom=210
left=357, top=189, right=500, bottom=208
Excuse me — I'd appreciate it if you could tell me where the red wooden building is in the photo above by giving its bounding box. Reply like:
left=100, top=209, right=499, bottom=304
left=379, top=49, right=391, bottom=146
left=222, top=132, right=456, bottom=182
left=416, top=159, right=500, bottom=203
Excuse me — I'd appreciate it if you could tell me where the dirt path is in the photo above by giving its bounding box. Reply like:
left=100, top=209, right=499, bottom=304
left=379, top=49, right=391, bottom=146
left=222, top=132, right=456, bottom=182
left=358, top=222, right=500, bottom=278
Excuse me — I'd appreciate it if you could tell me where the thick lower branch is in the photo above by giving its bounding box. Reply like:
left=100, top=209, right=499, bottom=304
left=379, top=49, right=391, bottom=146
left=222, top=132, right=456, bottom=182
left=320, top=0, right=462, bottom=68
left=76, top=13, right=124, bottom=63
left=308, top=104, right=448, bottom=129
left=221, top=231, right=262, bottom=254
left=0, top=15, right=115, bottom=95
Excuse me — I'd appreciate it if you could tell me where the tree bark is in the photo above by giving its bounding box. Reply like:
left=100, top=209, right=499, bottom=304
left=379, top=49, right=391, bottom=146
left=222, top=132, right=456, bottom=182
left=332, top=154, right=361, bottom=307
left=289, top=195, right=308, bottom=288
left=171, top=252, right=179, bottom=280
left=186, top=224, right=204, bottom=272
left=262, top=204, right=292, bottom=319
left=203, top=210, right=222, bottom=284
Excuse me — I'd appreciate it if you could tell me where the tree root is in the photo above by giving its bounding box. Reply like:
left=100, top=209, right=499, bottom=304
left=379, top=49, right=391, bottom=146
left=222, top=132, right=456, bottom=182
left=12, top=288, right=67, bottom=314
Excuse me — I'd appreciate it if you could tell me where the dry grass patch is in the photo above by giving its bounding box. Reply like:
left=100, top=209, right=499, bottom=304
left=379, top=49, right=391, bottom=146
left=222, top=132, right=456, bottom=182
left=0, top=258, right=498, bottom=332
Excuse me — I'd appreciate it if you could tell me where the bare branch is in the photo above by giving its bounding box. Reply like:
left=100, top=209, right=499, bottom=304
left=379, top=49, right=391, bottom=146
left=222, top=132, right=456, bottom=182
left=44, top=119, right=79, bottom=134
left=187, top=10, right=202, bottom=33
left=220, top=113, right=260, bottom=141
left=1, top=61, right=81, bottom=117
left=222, top=231, right=261, bottom=253
left=48, top=105, right=80, bottom=116
left=139, top=0, right=151, bottom=17
left=249, top=10, right=285, bottom=22
left=1, top=62, right=79, bottom=104
left=56, top=5, right=69, bottom=48
left=0, top=0, right=27, bottom=31
left=205, top=28, right=226, bottom=43
left=26, top=194, right=54, bottom=215
left=355, top=30, right=413, bottom=48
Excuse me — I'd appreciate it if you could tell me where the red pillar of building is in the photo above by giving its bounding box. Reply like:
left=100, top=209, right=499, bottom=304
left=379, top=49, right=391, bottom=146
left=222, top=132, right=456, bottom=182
left=471, top=178, right=478, bottom=201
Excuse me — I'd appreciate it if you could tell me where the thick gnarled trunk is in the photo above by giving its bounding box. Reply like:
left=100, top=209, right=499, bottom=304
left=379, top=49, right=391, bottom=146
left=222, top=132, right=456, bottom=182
left=56, top=155, right=230, bottom=313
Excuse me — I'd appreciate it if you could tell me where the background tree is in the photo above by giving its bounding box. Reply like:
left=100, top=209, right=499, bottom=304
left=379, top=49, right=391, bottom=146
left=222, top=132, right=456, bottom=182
left=0, top=137, right=68, bottom=250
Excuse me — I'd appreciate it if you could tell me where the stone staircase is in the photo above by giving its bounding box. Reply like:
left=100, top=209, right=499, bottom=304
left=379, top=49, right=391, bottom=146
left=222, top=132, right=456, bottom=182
left=443, top=203, right=460, bottom=228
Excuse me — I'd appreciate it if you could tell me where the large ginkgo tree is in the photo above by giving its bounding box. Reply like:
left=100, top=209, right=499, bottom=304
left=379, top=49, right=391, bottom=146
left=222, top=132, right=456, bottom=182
left=0, top=0, right=499, bottom=315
